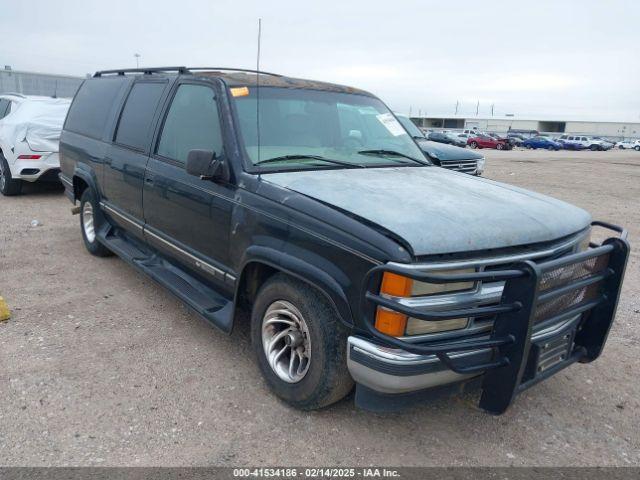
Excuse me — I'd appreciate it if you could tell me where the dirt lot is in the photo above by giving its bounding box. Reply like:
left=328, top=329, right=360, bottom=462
left=0, top=148, right=638, bottom=466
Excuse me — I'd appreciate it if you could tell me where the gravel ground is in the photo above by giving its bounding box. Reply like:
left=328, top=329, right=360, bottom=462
left=0, top=148, right=638, bottom=466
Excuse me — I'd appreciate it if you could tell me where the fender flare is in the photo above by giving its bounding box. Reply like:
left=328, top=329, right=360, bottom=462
left=72, top=165, right=100, bottom=201
left=237, top=245, right=355, bottom=327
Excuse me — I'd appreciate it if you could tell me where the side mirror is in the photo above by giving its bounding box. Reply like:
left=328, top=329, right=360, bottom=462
left=186, top=149, right=222, bottom=180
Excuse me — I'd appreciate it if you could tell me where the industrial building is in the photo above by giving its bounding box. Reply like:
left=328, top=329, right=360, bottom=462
left=0, top=66, right=84, bottom=98
left=411, top=115, right=640, bottom=140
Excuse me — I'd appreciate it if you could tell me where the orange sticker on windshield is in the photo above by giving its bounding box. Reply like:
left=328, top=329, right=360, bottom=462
left=230, top=86, right=249, bottom=97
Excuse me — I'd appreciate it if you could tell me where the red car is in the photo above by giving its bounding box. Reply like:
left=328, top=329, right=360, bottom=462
left=467, top=134, right=512, bottom=150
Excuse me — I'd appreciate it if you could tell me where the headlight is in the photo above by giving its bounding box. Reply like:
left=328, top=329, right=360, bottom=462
left=577, top=229, right=591, bottom=252
left=476, top=156, right=485, bottom=174
left=375, top=270, right=475, bottom=337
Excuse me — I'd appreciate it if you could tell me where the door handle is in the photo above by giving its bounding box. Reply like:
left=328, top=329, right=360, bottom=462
left=144, top=175, right=154, bottom=185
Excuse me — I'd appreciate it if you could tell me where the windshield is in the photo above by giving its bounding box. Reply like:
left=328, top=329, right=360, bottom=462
left=396, top=115, right=425, bottom=138
left=232, top=87, right=426, bottom=168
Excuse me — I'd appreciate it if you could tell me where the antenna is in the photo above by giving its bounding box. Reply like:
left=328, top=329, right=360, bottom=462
left=256, top=18, right=262, bottom=164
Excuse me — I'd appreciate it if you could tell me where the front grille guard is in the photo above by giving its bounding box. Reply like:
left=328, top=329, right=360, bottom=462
left=360, top=221, right=629, bottom=413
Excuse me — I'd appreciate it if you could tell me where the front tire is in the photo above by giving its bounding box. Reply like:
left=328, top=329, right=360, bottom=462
left=496, top=143, right=504, bottom=150
left=79, top=189, right=112, bottom=257
left=251, top=274, right=353, bottom=409
left=0, top=153, right=22, bottom=196
left=469, top=142, right=478, bottom=149
left=635, top=146, right=640, bottom=151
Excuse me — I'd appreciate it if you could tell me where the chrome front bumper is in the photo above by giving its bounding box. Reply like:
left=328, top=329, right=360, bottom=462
left=347, top=336, right=489, bottom=394
left=347, top=315, right=584, bottom=395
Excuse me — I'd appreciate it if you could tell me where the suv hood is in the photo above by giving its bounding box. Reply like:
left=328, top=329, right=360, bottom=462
left=415, top=139, right=482, bottom=161
left=261, top=167, right=591, bottom=257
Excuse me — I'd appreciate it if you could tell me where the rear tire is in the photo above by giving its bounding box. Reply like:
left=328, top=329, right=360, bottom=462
left=635, top=146, right=640, bottom=151
left=496, top=143, right=504, bottom=150
left=0, top=153, right=22, bottom=196
left=250, top=273, right=353, bottom=410
left=79, top=188, right=112, bottom=257
left=590, top=144, right=599, bottom=151
left=470, top=142, right=478, bottom=149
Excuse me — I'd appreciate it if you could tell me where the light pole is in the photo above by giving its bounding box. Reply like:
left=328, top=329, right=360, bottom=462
left=134, top=53, right=141, bottom=68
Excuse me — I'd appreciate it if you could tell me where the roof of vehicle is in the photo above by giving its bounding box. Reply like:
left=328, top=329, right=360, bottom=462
left=92, top=66, right=375, bottom=97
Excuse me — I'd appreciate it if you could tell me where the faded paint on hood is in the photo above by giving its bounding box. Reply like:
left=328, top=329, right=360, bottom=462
left=261, top=166, right=591, bottom=256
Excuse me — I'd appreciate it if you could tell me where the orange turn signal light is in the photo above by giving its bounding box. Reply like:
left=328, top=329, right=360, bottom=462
left=374, top=272, right=413, bottom=336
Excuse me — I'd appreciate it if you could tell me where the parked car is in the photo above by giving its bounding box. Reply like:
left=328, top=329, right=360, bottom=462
left=444, top=131, right=468, bottom=147
left=396, top=114, right=484, bottom=175
left=506, top=133, right=526, bottom=146
left=427, top=131, right=455, bottom=145
left=487, top=132, right=519, bottom=148
left=0, top=94, right=70, bottom=195
left=462, top=128, right=481, bottom=136
left=557, top=135, right=612, bottom=151
left=615, top=139, right=640, bottom=150
left=467, top=133, right=512, bottom=150
left=60, top=66, right=629, bottom=414
left=592, top=137, right=616, bottom=149
left=522, top=136, right=562, bottom=151
left=557, top=136, right=586, bottom=150
left=457, top=132, right=474, bottom=143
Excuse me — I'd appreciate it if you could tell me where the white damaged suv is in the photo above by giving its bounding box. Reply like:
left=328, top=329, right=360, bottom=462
left=0, top=94, right=70, bottom=195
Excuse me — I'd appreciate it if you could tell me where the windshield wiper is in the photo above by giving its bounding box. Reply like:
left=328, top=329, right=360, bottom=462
left=357, top=149, right=429, bottom=166
left=254, top=154, right=363, bottom=168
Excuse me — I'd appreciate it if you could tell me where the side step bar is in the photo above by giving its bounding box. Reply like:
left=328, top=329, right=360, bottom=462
left=97, top=225, right=234, bottom=333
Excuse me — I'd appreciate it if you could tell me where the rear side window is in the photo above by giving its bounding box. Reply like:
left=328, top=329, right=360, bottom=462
left=65, top=78, right=125, bottom=139
left=0, top=99, right=9, bottom=119
left=115, top=82, right=166, bottom=151
left=157, top=84, right=223, bottom=163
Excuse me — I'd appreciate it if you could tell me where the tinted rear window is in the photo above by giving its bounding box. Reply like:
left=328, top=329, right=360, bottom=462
left=65, top=78, right=125, bottom=139
left=0, top=99, right=9, bottom=119
left=115, top=82, right=166, bottom=151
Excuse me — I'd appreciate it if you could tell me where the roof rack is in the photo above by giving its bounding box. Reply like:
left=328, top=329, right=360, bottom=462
left=188, top=67, right=283, bottom=77
left=94, top=66, right=190, bottom=77
left=93, top=66, right=282, bottom=78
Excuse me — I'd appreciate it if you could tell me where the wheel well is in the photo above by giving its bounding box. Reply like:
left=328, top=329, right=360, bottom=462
left=236, top=262, right=280, bottom=313
left=233, top=261, right=349, bottom=329
left=73, top=176, right=89, bottom=201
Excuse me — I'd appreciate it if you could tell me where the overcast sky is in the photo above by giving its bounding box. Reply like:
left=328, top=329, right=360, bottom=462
left=2, top=0, right=639, bottom=121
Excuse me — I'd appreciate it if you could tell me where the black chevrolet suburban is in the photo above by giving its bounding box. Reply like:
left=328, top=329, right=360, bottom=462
left=59, top=67, right=629, bottom=413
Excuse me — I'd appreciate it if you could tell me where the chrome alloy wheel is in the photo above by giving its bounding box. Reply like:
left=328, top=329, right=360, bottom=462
left=82, top=201, right=96, bottom=243
left=261, top=300, right=311, bottom=383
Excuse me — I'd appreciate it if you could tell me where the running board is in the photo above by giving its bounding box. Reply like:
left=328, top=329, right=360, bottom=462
left=97, top=228, right=234, bottom=333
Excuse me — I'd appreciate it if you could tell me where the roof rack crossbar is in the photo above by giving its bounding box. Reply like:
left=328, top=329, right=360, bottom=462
left=187, top=67, right=282, bottom=77
left=93, top=66, right=190, bottom=77
left=93, top=66, right=283, bottom=78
